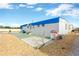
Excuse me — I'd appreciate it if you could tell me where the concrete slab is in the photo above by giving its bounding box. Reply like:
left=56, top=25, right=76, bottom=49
left=21, top=36, right=51, bottom=48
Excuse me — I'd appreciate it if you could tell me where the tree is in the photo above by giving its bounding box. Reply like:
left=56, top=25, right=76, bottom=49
left=4, top=26, right=11, bottom=29
left=0, top=25, right=20, bottom=29
left=0, top=25, right=4, bottom=28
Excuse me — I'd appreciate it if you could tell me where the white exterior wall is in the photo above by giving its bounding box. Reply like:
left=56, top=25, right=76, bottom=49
left=30, top=23, right=59, bottom=37
left=22, top=26, right=26, bottom=31
left=21, top=17, right=74, bottom=38
left=59, top=18, right=74, bottom=35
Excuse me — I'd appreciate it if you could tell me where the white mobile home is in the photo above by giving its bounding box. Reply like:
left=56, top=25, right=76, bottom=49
left=20, top=17, right=74, bottom=39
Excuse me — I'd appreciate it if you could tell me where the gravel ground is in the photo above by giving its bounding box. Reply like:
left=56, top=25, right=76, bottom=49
left=0, top=32, right=76, bottom=56
left=68, top=34, right=79, bottom=56
left=0, top=33, right=46, bottom=56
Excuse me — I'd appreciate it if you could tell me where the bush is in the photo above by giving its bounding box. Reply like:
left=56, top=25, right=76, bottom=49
left=57, top=35, right=63, bottom=40
left=9, top=30, right=11, bottom=32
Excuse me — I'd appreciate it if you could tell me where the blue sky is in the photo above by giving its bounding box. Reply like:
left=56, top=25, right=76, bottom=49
left=0, top=3, right=79, bottom=27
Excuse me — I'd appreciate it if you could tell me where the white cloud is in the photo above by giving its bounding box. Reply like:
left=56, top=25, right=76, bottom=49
left=26, top=3, right=37, bottom=5
left=0, top=3, right=34, bottom=9
left=0, top=3, right=14, bottom=9
left=68, top=8, right=79, bottom=17
left=27, top=5, right=34, bottom=8
left=35, top=7, right=43, bottom=11
left=0, top=0, right=78, bottom=3
left=19, top=4, right=34, bottom=8
left=46, top=4, right=73, bottom=16
left=19, top=4, right=26, bottom=7
left=46, top=4, right=79, bottom=17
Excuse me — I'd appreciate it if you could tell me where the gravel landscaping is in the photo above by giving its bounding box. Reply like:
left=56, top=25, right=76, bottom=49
left=0, top=32, right=76, bottom=56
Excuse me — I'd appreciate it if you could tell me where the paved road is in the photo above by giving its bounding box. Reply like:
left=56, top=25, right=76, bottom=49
left=69, top=34, right=79, bottom=56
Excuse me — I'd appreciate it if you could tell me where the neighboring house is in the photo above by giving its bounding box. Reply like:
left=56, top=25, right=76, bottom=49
left=73, top=28, right=79, bottom=35
left=20, top=17, right=74, bottom=39
left=74, top=28, right=79, bottom=32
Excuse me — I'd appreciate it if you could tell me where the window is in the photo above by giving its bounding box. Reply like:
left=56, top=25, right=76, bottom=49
left=69, top=25, right=71, bottom=30
left=65, top=24, right=67, bottom=30
left=71, top=25, right=73, bottom=29
left=27, top=26, right=29, bottom=28
left=37, top=25, right=40, bottom=27
left=42, top=24, right=45, bottom=27
left=27, top=24, right=31, bottom=29
left=29, top=24, right=32, bottom=29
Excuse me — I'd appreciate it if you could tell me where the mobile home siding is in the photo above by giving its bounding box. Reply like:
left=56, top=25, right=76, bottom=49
left=31, top=23, right=59, bottom=37
left=59, top=18, right=74, bottom=34
left=20, top=17, right=74, bottom=38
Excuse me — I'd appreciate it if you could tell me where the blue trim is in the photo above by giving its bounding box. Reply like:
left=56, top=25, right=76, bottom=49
left=20, top=24, right=27, bottom=29
left=31, top=17, right=59, bottom=26
left=20, top=17, right=59, bottom=28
